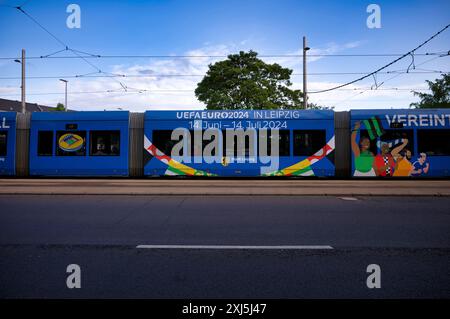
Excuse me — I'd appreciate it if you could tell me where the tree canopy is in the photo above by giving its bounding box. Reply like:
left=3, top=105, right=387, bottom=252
left=195, top=50, right=305, bottom=110
left=55, top=103, right=65, bottom=111
left=410, top=73, right=450, bottom=108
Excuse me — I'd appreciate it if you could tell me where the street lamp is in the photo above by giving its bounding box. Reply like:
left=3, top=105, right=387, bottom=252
left=303, top=37, right=310, bottom=109
left=14, top=49, right=26, bottom=114
left=59, top=79, right=68, bottom=111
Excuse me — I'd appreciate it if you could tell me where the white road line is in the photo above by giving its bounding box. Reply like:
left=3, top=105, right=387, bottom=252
left=339, top=197, right=359, bottom=201
left=136, top=245, right=333, bottom=250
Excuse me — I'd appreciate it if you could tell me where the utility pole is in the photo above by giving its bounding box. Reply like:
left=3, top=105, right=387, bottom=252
left=15, top=49, right=26, bottom=113
left=302, top=36, right=310, bottom=109
left=60, top=79, right=68, bottom=111
left=21, top=49, right=26, bottom=113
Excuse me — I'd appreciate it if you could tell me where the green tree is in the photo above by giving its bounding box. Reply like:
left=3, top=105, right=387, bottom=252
left=307, top=103, right=334, bottom=110
left=410, top=73, right=450, bottom=108
left=195, top=50, right=305, bottom=110
left=55, top=103, right=65, bottom=111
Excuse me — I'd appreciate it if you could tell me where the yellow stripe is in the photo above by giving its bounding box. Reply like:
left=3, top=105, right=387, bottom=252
left=279, top=158, right=311, bottom=174
left=168, top=159, right=197, bottom=176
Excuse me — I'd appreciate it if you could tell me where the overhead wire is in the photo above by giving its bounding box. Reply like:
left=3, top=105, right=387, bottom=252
left=308, top=23, right=450, bottom=94
left=322, top=55, right=447, bottom=107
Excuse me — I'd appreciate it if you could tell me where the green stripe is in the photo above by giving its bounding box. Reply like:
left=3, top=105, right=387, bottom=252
left=263, top=171, right=280, bottom=176
left=166, top=166, right=186, bottom=176
left=363, top=119, right=375, bottom=140
left=371, top=116, right=383, bottom=137
left=292, top=166, right=314, bottom=176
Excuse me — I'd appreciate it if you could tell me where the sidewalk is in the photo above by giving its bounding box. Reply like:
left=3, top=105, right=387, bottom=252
left=1, top=179, right=449, bottom=196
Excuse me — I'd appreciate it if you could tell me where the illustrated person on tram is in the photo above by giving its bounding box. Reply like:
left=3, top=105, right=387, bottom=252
left=374, top=142, right=395, bottom=177
left=391, top=138, right=414, bottom=177
left=351, top=121, right=376, bottom=177
left=411, top=152, right=430, bottom=177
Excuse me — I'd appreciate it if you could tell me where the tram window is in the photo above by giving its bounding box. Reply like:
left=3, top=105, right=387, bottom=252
left=222, top=130, right=235, bottom=156
left=380, top=129, right=414, bottom=154
left=222, top=130, right=258, bottom=157
left=190, top=130, right=203, bottom=157
left=259, top=130, right=290, bottom=157
left=90, top=131, right=120, bottom=156
left=56, top=131, right=86, bottom=156
left=0, top=131, right=7, bottom=156
left=177, top=130, right=219, bottom=157
left=204, top=131, right=219, bottom=157
left=37, top=131, right=53, bottom=156
left=418, top=129, right=450, bottom=156
left=195, top=130, right=219, bottom=157
left=294, top=130, right=326, bottom=156
left=152, top=130, right=186, bottom=156
left=276, top=130, right=290, bottom=156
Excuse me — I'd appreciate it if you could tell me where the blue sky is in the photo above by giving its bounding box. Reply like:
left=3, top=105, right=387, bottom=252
left=0, top=0, right=449, bottom=111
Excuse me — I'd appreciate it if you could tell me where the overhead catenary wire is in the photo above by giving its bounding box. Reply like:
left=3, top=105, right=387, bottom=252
left=12, top=5, right=136, bottom=92
left=0, top=52, right=447, bottom=60
left=0, top=87, right=433, bottom=97
left=323, top=55, right=446, bottom=107
left=15, top=6, right=66, bottom=47
left=308, top=24, right=450, bottom=94
left=2, top=3, right=449, bottom=106
left=0, top=70, right=446, bottom=80
left=0, top=57, right=445, bottom=98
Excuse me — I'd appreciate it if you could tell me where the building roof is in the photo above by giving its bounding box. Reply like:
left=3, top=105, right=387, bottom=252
left=0, top=98, right=59, bottom=112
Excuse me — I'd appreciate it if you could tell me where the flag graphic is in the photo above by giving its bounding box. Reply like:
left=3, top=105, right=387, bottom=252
left=363, top=116, right=384, bottom=140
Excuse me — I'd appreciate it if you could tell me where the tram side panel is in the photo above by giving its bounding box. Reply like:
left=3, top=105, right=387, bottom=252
left=143, top=110, right=336, bottom=177
left=29, top=111, right=130, bottom=176
left=0, top=112, right=17, bottom=176
left=350, top=108, right=450, bottom=177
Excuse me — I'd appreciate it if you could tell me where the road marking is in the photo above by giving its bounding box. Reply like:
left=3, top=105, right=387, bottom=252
left=339, top=197, right=359, bottom=201
left=136, top=245, right=333, bottom=250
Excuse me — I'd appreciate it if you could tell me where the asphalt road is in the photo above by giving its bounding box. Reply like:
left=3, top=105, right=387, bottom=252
left=0, top=195, right=449, bottom=298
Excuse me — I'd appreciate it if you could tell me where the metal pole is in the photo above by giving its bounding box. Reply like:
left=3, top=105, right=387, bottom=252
left=60, top=79, right=68, bottom=111
left=64, top=81, right=68, bottom=111
left=302, top=37, right=307, bottom=109
left=21, top=49, right=26, bottom=114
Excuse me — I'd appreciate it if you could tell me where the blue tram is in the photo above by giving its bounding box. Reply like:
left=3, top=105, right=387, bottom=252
left=28, top=111, right=129, bottom=176
left=143, top=110, right=336, bottom=177
left=350, top=109, right=450, bottom=177
left=1, top=108, right=449, bottom=178
left=0, top=112, right=16, bottom=175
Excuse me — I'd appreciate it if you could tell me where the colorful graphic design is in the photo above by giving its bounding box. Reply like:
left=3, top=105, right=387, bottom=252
left=144, top=135, right=216, bottom=176
left=352, top=116, right=431, bottom=177
left=411, top=153, right=430, bottom=177
left=262, top=136, right=335, bottom=176
left=363, top=116, right=385, bottom=140
left=58, top=133, right=84, bottom=152
left=351, top=121, right=376, bottom=176
left=144, top=134, right=335, bottom=177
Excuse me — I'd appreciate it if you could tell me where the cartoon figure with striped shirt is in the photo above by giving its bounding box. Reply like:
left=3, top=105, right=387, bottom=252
left=374, top=142, right=395, bottom=177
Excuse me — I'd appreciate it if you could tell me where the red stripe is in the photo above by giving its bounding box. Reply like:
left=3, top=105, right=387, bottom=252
left=147, top=144, right=171, bottom=162
left=307, top=144, right=332, bottom=162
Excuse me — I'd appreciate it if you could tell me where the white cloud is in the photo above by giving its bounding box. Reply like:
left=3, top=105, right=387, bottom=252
left=306, top=80, right=428, bottom=111
left=263, top=40, right=365, bottom=69
left=0, top=86, right=17, bottom=95
left=0, top=40, right=431, bottom=111
left=58, top=43, right=241, bottom=111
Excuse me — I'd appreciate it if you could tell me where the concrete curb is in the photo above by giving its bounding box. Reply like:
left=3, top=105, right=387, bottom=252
left=0, top=193, right=448, bottom=196
left=1, top=179, right=449, bottom=196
